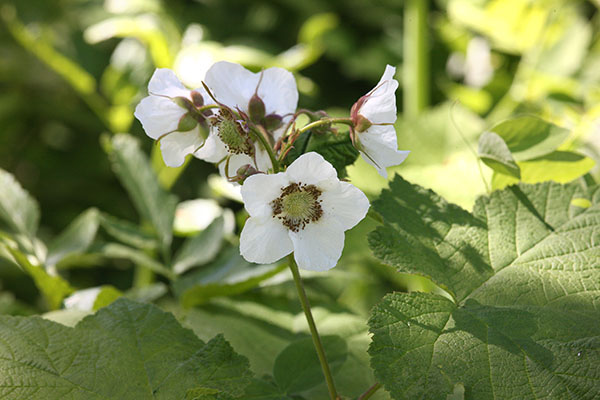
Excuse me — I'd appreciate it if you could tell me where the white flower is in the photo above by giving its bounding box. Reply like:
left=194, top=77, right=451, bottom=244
left=350, top=65, right=409, bottom=178
left=239, top=152, right=369, bottom=271
left=134, top=68, right=211, bottom=167
left=195, top=61, right=298, bottom=177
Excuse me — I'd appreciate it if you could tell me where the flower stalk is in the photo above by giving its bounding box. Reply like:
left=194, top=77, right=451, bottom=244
left=287, top=254, right=339, bottom=400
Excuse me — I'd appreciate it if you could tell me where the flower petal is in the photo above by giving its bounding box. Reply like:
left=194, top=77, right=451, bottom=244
left=359, top=124, right=409, bottom=178
left=289, top=217, right=345, bottom=271
left=159, top=127, right=205, bottom=167
left=204, top=61, right=257, bottom=112
left=320, top=181, right=369, bottom=230
left=240, top=216, right=293, bottom=264
left=241, top=172, right=289, bottom=217
left=194, top=130, right=228, bottom=163
left=359, top=65, right=398, bottom=125
left=258, top=67, right=299, bottom=118
left=148, top=68, right=190, bottom=98
left=134, top=95, right=185, bottom=139
left=285, top=152, right=338, bottom=185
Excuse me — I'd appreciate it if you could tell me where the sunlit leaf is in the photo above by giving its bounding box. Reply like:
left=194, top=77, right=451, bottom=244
left=46, top=208, right=99, bottom=267
left=0, top=299, right=252, bottom=399
left=368, top=175, right=600, bottom=398
left=478, top=131, right=520, bottom=178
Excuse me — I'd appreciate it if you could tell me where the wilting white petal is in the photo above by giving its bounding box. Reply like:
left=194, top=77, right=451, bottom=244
left=159, top=127, right=205, bottom=167
left=359, top=125, right=410, bottom=178
left=241, top=173, right=289, bottom=217
left=285, top=152, right=338, bottom=185
left=134, top=96, right=184, bottom=139
left=359, top=65, right=398, bottom=125
left=320, top=181, right=370, bottom=230
left=240, top=216, right=294, bottom=264
left=289, top=217, right=345, bottom=271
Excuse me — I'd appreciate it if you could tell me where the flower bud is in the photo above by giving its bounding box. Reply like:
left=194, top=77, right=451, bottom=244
left=178, top=113, right=198, bottom=132
left=235, top=164, right=258, bottom=183
left=173, top=96, right=194, bottom=112
left=248, top=94, right=266, bottom=124
left=190, top=90, right=204, bottom=108
left=353, top=114, right=372, bottom=133
left=263, top=113, right=283, bottom=131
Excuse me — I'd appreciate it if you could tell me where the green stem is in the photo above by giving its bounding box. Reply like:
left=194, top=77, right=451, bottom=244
left=358, top=382, right=382, bottom=400
left=404, top=0, right=429, bottom=118
left=249, top=127, right=280, bottom=173
left=288, top=255, right=339, bottom=400
left=296, top=117, right=353, bottom=136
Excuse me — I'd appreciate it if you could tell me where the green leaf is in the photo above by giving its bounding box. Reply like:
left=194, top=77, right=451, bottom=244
left=6, top=246, right=73, bottom=310
left=175, top=247, right=285, bottom=307
left=273, top=335, right=347, bottom=395
left=104, top=134, right=177, bottom=253
left=0, top=298, right=252, bottom=399
left=46, top=208, right=99, bottom=267
left=283, top=130, right=359, bottom=178
left=478, top=131, right=521, bottom=178
left=94, top=242, right=175, bottom=280
left=173, top=216, right=224, bottom=275
left=488, top=115, right=570, bottom=161
left=368, top=175, right=600, bottom=398
left=0, top=168, right=40, bottom=237
left=491, top=151, right=596, bottom=190
left=99, top=213, right=158, bottom=250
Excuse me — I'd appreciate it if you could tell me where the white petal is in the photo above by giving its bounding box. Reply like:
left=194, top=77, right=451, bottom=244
left=204, top=61, right=257, bottom=111
left=359, top=65, right=398, bottom=125
left=218, top=153, right=254, bottom=179
left=194, top=130, right=228, bottom=163
left=241, top=172, right=288, bottom=218
left=254, top=143, right=274, bottom=172
left=320, top=181, right=369, bottom=230
left=159, top=127, right=205, bottom=167
left=134, top=95, right=185, bottom=139
left=285, top=152, right=338, bottom=185
left=240, top=216, right=293, bottom=264
left=258, top=67, right=299, bottom=117
left=148, top=68, right=190, bottom=98
left=359, top=125, right=409, bottom=178
left=289, top=217, right=345, bottom=271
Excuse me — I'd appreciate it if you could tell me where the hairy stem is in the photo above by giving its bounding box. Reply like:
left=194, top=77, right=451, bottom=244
left=288, top=255, right=339, bottom=400
left=358, top=382, right=382, bottom=400
left=296, top=117, right=353, bottom=136
left=249, top=126, right=280, bottom=173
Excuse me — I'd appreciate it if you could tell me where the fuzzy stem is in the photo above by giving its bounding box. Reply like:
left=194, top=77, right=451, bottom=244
left=287, top=255, right=339, bottom=400
left=249, top=126, right=280, bottom=173
left=358, top=382, right=382, bottom=400
left=296, top=117, right=353, bottom=136
left=404, top=0, right=429, bottom=118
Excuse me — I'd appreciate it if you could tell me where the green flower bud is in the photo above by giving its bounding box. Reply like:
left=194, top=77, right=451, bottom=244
left=190, top=90, right=204, bottom=108
left=178, top=113, right=198, bottom=132
left=248, top=94, right=266, bottom=123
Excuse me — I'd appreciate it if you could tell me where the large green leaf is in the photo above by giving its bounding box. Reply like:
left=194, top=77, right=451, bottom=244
left=368, top=176, right=600, bottom=399
left=488, top=115, right=570, bottom=161
left=491, top=151, right=596, bottom=190
left=0, top=168, right=40, bottom=237
left=104, top=134, right=177, bottom=253
left=478, top=131, right=520, bottom=178
left=0, top=298, right=252, bottom=399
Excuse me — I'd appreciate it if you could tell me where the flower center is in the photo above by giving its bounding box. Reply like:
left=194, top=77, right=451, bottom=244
left=271, top=183, right=323, bottom=232
left=213, top=111, right=254, bottom=156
